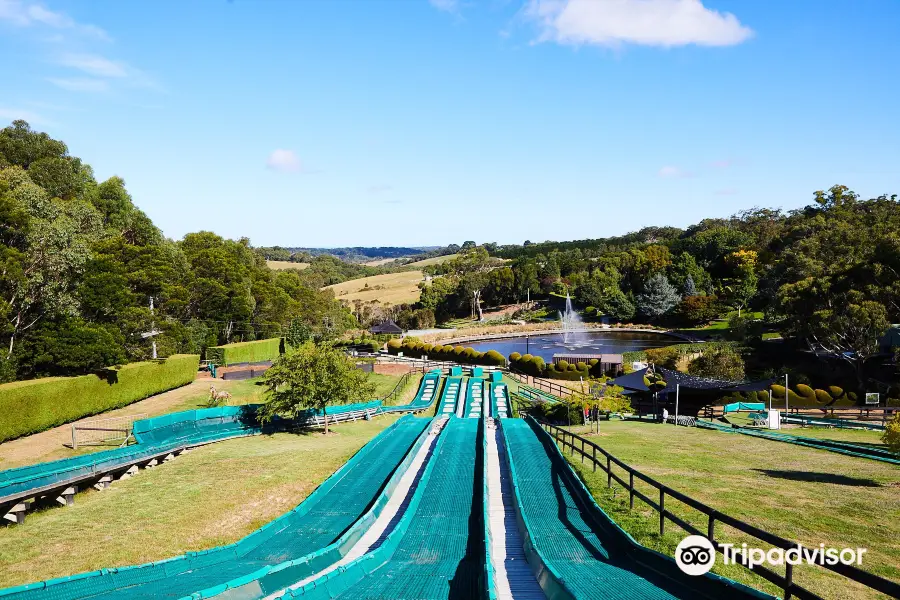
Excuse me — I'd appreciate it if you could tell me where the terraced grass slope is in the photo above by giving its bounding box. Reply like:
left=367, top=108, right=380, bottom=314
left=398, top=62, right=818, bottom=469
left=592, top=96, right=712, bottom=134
left=328, top=418, right=483, bottom=600
left=2, top=417, right=428, bottom=600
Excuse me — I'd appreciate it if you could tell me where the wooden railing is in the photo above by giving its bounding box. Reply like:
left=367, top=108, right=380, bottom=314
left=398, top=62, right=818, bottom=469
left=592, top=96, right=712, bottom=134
left=540, top=421, right=900, bottom=600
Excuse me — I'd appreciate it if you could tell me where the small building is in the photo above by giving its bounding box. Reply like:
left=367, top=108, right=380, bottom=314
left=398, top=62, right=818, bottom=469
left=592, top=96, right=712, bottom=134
left=369, top=320, right=404, bottom=336
left=552, top=353, right=623, bottom=375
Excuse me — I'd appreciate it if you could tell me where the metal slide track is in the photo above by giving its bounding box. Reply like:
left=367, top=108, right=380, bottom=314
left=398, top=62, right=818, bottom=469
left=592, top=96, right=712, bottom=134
left=438, top=376, right=463, bottom=418
left=485, top=419, right=544, bottom=600
left=465, top=378, right=485, bottom=418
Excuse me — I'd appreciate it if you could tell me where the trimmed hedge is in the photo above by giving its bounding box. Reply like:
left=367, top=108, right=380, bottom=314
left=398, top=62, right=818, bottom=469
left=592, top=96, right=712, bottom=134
left=0, top=354, right=200, bottom=443
left=386, top=339, right=507, bottom=367
left=206, top=338, right=282, bottom=366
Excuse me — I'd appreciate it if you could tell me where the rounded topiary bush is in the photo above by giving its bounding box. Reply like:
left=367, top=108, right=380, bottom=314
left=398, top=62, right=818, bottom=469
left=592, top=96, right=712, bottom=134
left=576, top=362, right=588, bottom=371
left=509, top=352, right=522, bottom=362
left=815, top=389, right=832, bottom=404
left=557, top=360, right=569, bottom=370
left=829, top=386, right=844, bottom=399
left=755, top=390, right=769, bottom=403
left=567, top=363, right=577, bottom=372
left=770, top=384, right=786, bottom=398
left=585, top=306, right=596, bottom=316
left=454, top=345, right=465, bottom=357
left=588, top=358, right=599, bottom=367
left=522, top=354, right=534, bottom=363
left=386, top=339, right=402, bottom=353
left=795, top=384, right=816, bottom=400
left=484, top=349, right=506, bottom=366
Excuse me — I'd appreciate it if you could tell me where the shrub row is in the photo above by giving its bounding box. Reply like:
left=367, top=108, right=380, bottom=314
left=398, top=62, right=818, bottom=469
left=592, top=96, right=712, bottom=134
left=386, top=339, right=506, bottom=367
left=724, top=384, right=858, bottom=408
left=508, top=353, right=614, bottom=381
left=205, top=338, right=283, bottom=366
left=0, top=354, right=200, bottom=443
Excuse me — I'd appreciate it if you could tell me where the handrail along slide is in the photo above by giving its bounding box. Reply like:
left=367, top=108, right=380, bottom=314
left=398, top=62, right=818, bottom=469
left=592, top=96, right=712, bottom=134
left=540, top=421, right=900, bottom=600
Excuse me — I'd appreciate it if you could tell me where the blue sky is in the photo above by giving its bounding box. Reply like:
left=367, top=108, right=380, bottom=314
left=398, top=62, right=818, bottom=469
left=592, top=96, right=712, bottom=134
left=1, top=0, right=898, bottom=247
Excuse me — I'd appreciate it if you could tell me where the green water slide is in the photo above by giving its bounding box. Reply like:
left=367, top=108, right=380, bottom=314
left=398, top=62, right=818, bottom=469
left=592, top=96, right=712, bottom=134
left=282, top=418, right=484, bottom=600
left=696, top=420, right=900, bottom=465
left=501, top=419, right=774, bottom=600
left=384, top=370, right=443, bottom=413
left=0, top=416, right=429, bottom=600
left=465, top=377, right=485, bottom=418
left=490, top=381, right=510, bottom=419
left=438, top=376, right=465, bottom=418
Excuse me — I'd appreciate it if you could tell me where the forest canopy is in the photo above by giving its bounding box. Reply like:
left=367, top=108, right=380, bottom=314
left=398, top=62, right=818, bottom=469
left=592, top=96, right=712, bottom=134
left=0, top=120, right=352, bottom=381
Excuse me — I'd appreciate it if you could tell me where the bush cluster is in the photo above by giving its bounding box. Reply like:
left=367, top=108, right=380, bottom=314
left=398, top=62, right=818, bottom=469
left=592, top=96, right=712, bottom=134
left=508, top=353, right=613, bottom=380
left=386, top=338, right=506, bottom=367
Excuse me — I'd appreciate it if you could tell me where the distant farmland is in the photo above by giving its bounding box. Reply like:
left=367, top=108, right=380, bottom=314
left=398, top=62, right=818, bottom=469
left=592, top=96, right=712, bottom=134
left=267, top=261, right=310, bottom=271
left=404, top=254, right=458, bottom=267
left=325, top=271, right=426, bottom=305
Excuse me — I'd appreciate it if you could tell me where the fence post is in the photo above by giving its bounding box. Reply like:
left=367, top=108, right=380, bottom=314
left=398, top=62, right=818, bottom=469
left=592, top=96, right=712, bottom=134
left=606, top=455, right=611, bottom=488
left=659, top=489, right=665, bottom=536
left=785, top=562, right=794, bottom=600
left=629, top=472, right=634, bottom=508
left=592, top=445, right=596, bottom=472
left=707, top=514, right=715, bottom=543
left=581, top=438, right=585, bottom=463
left=71, top=423, right=77, bottom=450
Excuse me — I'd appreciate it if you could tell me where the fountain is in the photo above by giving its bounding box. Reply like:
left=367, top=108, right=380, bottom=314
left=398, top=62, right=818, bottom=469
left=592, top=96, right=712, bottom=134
left=558, top=292, right=587, bottom=346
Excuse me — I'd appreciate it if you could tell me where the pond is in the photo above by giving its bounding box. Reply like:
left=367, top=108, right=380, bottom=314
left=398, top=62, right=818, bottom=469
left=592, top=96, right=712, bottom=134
left=467, top=330, right=681, bottom=363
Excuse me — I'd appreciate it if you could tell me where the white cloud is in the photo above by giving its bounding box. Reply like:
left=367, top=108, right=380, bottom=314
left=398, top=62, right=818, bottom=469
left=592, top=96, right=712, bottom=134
left=266, top=149, right=303, bottom=173
left=0, top=0, right=109, bottom=40
left=658, top=165, right=689, bottom=178
left=524, top=0, right=753, bottom=48
left=58, top=53, right=127, bottom=78
left=46, top=77, right=109, bottom=92
left=429, top=0, right=459, bottom=13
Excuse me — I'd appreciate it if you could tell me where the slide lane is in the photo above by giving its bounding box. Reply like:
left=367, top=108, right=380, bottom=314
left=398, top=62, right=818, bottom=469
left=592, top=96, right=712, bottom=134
left=1, top=416, right=429, bottom=600
left=283, top=418, right=484, bottom=600
left=438, top=376, right=464, bottom=418
left=501, top=419, right=773, bottom=600
left=386, top=370, right=442, bottom=413
left=465, top=378, right=485, bottom=418
left=491, top=382, right=510, bottom=419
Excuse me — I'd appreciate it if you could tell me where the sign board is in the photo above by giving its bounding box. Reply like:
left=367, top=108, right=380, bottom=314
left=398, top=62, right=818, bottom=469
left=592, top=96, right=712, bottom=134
left=767, top=409, right=781, bottom=430
left=865, top=393, right=880, bottom=405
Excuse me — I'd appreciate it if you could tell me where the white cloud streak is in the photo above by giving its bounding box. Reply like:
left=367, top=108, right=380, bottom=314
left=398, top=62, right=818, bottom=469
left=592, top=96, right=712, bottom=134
left=429, top=0, right=460, bottom=13
left=266, top=149, right=303, bottom=173
left=58, top=53, right=127, bottom=78
left=0, top=0, right=109, bottom=40
left=524, top=0, right=753, bottom=48
left=46, top=77, right=109, bottom=92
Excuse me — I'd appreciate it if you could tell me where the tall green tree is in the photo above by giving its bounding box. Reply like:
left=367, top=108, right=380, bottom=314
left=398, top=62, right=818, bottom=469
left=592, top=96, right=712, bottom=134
left=636, top=274, right=680, bottom=320
left=260, top=342, right=375, bottom=434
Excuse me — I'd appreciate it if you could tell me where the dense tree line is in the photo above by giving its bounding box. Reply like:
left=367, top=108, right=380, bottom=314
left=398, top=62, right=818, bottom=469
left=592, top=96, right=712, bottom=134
left=0, top=121, right=351, bottom=381
left=416, top=189, right=899, bottom=392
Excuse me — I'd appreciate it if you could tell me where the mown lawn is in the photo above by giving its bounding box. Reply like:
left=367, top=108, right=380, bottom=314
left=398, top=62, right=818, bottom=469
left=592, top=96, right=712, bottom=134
left=559, top=420, right=900, bottom=600
left=0, top=415, right=401, bottom=588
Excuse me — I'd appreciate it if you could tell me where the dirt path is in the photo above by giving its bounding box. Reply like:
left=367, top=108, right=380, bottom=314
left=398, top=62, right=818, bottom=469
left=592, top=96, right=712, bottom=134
left=0, top=379, right=253, bottom=471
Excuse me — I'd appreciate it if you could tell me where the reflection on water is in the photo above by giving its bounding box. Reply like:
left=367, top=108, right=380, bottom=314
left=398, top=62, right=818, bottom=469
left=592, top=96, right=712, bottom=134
left=468, top=331, right=679, bottom=363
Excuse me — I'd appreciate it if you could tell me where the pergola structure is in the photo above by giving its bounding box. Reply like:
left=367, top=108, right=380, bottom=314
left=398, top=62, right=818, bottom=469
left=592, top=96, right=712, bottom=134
left=369, top=320, right=403, bottom=336
left=611, top=367, right=775, bottom=417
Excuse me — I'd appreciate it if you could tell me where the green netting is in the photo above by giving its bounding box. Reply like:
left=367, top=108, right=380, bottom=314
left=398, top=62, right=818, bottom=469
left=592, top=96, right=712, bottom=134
left=723, top=402, right=766, bottom=414
left=490, top=382, right=510, bottom=419
left=781, top=414, right=885, bottom=431
left=0, top=417, right=429, bottom=600
left=384, top=372, right=442, bottom=413
left=503, top=419, right=772, bottom=600
left=464, top=378, right=485, bottom=418
left=307, top=418, right=484, bottom=600
left=437, top=376, right=464, bottom=417
left=696, top=420, right=900, bottom=464
left=517, top=385, right=560, bottom=404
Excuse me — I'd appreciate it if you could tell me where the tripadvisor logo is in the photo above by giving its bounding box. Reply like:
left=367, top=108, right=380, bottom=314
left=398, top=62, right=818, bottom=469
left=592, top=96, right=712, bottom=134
left=675, top=536, right=716, bottom=576
left=675, top=535, right=868, bottom=576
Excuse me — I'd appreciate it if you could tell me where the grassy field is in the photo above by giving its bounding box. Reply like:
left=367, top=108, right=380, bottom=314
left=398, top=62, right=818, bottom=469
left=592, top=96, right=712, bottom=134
left=266, top=260, right=310, bottom=271
left=723, top=414, right=889, bottom=446
left=0, top=415, right=402, bottom=588
left=324, top=270, right=425, bottom=305
left=404, top=254, right=458, bottom=267
left=559, top=420, right=900, bottom=599
left=363, top=257, right=402, bottom=267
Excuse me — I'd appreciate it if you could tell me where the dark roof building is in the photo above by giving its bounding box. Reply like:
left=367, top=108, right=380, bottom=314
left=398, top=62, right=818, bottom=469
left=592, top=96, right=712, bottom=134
left=369, top=320, right=403, bottom=335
